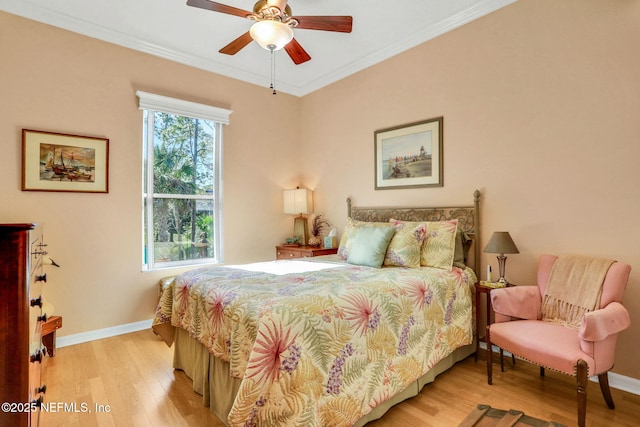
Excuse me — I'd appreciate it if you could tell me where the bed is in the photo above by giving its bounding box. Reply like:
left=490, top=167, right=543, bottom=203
left=152, top=190, right=481, bottom=426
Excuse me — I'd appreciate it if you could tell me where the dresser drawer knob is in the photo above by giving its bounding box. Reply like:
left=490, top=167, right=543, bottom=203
left=36, top=273, right=47, bottom=283
left=37, top=384, right=47, bottom=394
left=30, top=296, right=43, bottom=308
left=38, top=313, right=48, bottom=323
left=31, top=395, right=44, bottom=408
left=30, top=351, right=42, bottom=364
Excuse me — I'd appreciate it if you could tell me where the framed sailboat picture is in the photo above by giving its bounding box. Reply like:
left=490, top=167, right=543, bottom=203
left=22, top=129, right=109, bottom=193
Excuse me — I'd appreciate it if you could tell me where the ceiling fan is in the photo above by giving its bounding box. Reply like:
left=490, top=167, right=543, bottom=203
left=186, top=0, right=353, bottom=65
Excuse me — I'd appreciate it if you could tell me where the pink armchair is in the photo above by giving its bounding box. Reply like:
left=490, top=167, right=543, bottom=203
left=486, top=254, right=631, bottom=427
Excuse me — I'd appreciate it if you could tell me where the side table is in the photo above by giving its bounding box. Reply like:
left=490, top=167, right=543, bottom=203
left=42, top=315, right=63, bottom=357
left=474, top=282, right=514, bottom=361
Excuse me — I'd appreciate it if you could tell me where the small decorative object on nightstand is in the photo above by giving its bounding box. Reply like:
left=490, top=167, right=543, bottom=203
left=479, top=280, right=506, bottom=289
left=308, top=215, right=330, bottom=247
left=276, top=245, right=338, bottom=260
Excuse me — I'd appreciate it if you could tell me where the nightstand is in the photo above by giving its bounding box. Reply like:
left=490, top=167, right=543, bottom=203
left=474, top=282, right=514, bottom=361
left=42, top=315, right=63, bottom=357
left=276, top=245, right=338, bottom=260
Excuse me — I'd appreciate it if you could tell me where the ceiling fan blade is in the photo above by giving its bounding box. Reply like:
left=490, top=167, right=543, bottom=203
left=294, top=16, right=353, bottom=33
left=219, top=32, right=253, bottom=55
left=284, top=38, right=311, bottom=65
left=186, top=0, right=251, bottom=18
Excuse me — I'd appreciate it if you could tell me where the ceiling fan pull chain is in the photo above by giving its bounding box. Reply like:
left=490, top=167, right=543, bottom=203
left=270, top=46, right=277, bottom=95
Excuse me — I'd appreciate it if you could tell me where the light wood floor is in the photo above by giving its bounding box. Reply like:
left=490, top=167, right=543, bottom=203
left=42, top=330, right=640, bottom=427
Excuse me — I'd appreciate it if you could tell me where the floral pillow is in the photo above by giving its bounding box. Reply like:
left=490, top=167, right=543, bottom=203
left=387, top=219, right=459, bottom=270
left=422, top=219, right=458, bottom=270
left=383, top=219, right=427, bottom=268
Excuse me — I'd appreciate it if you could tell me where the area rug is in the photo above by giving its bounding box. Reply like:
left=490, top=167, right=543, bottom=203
left=458, top=404, right=567, bottom=427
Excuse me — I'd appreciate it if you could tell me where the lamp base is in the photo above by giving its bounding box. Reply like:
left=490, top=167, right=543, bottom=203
left=496, top=255, right=509, bottom=284
left=293, top=216, right=308, bottom=246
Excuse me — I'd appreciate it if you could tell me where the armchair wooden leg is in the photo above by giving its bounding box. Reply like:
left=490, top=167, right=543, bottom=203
left=540, top=366, right=545, bottom=377
left=576, top=359, right=588, bottom=427
left=487, top=326, right=493, bottom=385
left=500, top=348, right=504, bottom=372
left=598, top=372, right=615, bottom=409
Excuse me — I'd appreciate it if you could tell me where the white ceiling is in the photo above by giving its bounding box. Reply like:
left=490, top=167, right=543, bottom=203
left=1, top=0, right=517, bottom=96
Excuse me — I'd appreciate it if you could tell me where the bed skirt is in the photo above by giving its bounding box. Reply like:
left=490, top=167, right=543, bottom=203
left=172, top=327, right=475, bottom=426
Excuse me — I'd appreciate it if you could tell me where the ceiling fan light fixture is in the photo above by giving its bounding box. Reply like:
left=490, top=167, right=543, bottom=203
left=250, top=20, right=293, bottom=51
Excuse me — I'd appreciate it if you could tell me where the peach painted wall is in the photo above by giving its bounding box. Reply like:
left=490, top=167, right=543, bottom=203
left=300, top=0, right=640, bottom=379
left=0, top=12, right=301, bottom=336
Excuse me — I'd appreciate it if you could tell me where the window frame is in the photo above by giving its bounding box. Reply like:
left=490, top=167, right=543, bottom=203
left=137, top=91, right=232, bottom=271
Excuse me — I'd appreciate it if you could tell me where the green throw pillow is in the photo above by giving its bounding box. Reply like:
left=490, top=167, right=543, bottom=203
left=347, top=226, right=396, bottom=268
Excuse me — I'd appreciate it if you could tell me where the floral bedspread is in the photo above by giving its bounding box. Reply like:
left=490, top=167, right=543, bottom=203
left=152, top=256, right=476, bottom=427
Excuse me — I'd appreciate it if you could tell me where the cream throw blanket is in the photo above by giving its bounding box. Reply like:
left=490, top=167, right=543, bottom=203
left=541, top=255, right=614, bottom=329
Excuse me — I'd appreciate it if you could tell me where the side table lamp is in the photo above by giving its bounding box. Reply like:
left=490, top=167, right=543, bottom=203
left=484, top=231, right=519, bottom=284
left=283, top=187, right=313, bottom=246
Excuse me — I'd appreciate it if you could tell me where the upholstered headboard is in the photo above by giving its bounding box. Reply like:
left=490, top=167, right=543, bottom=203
left=346, top=189, right=481, bottom=277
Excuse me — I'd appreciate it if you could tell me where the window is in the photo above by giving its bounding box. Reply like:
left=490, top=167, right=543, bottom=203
left=137, top=91, right=232, bottom=270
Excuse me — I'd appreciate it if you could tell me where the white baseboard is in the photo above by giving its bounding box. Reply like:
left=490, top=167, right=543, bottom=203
left=607, top=371, right=640, bottom=396
left=56, top=319, right=153, bottom=348
left=479, top=342, right=640, bottom=396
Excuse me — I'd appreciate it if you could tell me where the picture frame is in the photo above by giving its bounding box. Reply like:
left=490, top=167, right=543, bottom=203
left=374, top=117, right=443, bottom=190
left=22, top=129, right=109, bottom=193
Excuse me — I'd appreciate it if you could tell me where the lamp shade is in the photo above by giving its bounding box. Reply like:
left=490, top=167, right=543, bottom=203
left=283, top=188, right=313, bottom=215
left=484, top=231, right=519, bottom=254
left=250, top=20, right=294, bottom=51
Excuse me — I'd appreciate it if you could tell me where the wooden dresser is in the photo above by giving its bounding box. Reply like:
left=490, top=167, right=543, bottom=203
left=275, top=245, right=338, bottom=260
left=0, top=224, right=49, bottom=426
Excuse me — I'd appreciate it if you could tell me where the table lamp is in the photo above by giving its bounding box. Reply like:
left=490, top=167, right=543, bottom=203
left=283, top=187, right=313, bottom=245
left=484, top=231, right=519, bottom=284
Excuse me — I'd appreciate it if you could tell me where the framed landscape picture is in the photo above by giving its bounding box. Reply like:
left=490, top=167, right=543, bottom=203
left=22, top=129, right=109, bottom=193
left=374, top=117, right=443, bottom=190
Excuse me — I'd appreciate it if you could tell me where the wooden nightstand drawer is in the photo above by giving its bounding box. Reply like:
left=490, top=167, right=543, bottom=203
left=276, top=245, right=338, bottom=260
left=277, top=248, right=301, bottom=259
